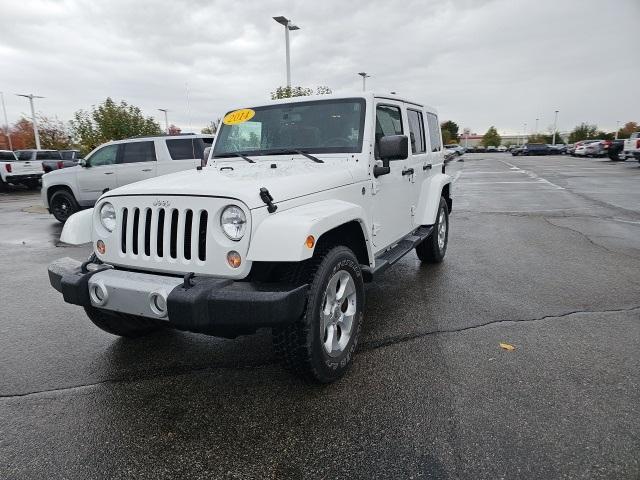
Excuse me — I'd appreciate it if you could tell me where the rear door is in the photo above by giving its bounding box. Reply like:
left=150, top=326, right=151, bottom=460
left=77, top=144, right=118, bottom=203
left=158, top=137, right=208, bottom=176
left=406, top=108, right=428, bottom=227
left=115, top=141, right=157, bottom=187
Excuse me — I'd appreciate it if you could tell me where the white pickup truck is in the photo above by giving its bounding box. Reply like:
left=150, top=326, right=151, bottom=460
left=0, top=150, right=43, bottom=190
left=623, top=132, right=640, bottom=161
left=47, top=93, right=453, bottom=383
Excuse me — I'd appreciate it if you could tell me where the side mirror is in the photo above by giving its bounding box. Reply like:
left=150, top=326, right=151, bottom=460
left=379, top=135, right=408, bottom=162
left=79, top=158, right=88, bottom=168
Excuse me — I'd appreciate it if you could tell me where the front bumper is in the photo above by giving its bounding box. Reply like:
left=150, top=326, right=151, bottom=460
left=48, top=257, right=308, bottom=336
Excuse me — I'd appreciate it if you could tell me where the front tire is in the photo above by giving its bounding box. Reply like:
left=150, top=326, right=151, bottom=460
left=416, top=197, right=449, bottom=263
left=273, top=246, right=365, bottom=383
left=50, top=189, right=79, bottom=223
left=84, top=306, right=165, bottom=338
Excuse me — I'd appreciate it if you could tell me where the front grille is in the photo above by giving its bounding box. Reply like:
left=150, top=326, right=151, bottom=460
left=120, top=207, right=208, bottom=262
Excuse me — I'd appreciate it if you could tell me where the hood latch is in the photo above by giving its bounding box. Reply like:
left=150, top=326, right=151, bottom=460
left=259, top=187, right=278, bottom=213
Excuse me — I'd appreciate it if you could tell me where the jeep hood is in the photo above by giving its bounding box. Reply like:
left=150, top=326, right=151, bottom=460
left=103, top=157, right=354, bottom=209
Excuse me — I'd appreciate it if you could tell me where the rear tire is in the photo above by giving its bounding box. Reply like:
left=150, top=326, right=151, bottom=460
left=84, top=306, right=165, bottom=338
left=272, top=246, right=364, bottom=383
left=50, top=189, right=79, bottom=223
left=416, top=197, right=449, bottom=264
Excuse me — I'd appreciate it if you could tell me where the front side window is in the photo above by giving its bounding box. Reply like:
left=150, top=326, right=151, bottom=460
left=426, top=113, right=442, bottom=152
left=375, top=104, right=403, bottom=159
left=213, top=98, right=366, bottom=157
left=0, top=151, right=17, bottom=161
left=119, top=141, right=156, bottom=164
left=166, top=138, right=206, bottom=160
left=407, top=109, right=426, bottom=154
left=87, top=144, right=118, bottom=167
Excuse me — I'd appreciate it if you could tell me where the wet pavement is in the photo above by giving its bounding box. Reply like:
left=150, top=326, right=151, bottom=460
left=1, top=154, right=639, bottom=479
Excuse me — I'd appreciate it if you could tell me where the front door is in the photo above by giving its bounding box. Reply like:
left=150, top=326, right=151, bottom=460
left=116, top=141, right=157, bottom=188
left=77, top=144, right=118, bottom=204
left=371, top=102, right=414, bottom=249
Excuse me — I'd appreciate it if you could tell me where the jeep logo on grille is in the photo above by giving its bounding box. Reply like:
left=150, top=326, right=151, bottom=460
left=153, top=200, right=171, bottom=207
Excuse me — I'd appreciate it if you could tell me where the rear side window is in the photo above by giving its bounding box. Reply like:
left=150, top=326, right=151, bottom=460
left=426, top=113, right=442, bottom=152
left=119, top=141, right=156, bottom=164
left=36, top=151, right=62, bottom=160
left=166, top=138, right=205, bottom=160
left=407, top=109, right=426, bottom=154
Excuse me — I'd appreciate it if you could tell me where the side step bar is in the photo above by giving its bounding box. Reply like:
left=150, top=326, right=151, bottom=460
left=362, top=225, right=434, bottom=282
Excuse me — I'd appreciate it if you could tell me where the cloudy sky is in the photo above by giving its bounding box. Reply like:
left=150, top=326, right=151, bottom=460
left=2, top=0, right=639, bottom=136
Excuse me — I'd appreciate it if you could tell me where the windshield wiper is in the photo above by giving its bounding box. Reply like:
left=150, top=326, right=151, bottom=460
left=270, top=149, right=324, bottom=163
left=213, top=152, right=255, bottom=163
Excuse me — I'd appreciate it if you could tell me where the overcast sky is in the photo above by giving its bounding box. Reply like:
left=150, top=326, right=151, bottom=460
left=2, top=0, right=639, bottom=136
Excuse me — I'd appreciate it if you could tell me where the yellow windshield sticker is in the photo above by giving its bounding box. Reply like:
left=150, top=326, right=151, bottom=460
left=223, top=108, right=255, bottom=125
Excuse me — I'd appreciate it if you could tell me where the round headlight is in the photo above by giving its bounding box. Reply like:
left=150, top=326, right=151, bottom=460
left=220, top=205, right=247, bottom=241
left=99, top=202, right=116, bottom=232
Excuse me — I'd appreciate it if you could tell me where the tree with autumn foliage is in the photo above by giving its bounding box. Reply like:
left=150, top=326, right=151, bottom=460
left=615, top=121, right=639, bottom=139
left=70, top=98, right=162, bottom=154
left=167, top=124, right=181, bottom=135
left=5, top=116, right=72, bottom=150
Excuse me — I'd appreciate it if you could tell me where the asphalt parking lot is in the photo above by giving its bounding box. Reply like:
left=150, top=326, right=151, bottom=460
left=1, top=154, right=639, bottom=479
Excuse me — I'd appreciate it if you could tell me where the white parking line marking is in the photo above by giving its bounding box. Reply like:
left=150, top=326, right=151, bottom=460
left=498, top=160, right=565, bottom=190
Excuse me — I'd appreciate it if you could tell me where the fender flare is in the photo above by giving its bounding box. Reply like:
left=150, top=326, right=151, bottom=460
left=415, top=173, right=452, bottom=226
left=60, top=208, right=93, bottom=245
left=246, top=199, right=372, bottom=263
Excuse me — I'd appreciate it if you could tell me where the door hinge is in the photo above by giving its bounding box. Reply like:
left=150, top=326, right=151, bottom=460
left=410, top=205, right=416, bottom=217
left=372, top=223, right=381, bottom=236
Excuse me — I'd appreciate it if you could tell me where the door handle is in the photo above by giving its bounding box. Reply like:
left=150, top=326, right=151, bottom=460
left=423, top=164, right=432, bottom=170
left=402, top=167, right=414, bottom=176
left=141, top=169, right=152, bottom=172
left=103, top=172, right=114, bottom=175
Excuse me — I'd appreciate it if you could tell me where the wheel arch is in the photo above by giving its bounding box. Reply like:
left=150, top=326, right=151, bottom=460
left=415, top=173, right=452, bottom=226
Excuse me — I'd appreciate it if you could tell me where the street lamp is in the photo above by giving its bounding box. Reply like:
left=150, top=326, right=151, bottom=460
left=273, top=16, right=300, bottom=88
left=357, top=72, right=370, bottom=91
left=615, top=120, right=620, bottom=140
left=0, top=92, right=12, bottom=150
left=552, top=110, right=559, bottom=145
left=158, top=108, right=169, bottom=134
left=16, top=93, right=44, bottom=150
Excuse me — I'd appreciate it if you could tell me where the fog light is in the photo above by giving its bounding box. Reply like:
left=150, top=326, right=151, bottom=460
left=96, top=239, right=106, bottom=254
left=227, top=251, right=242, bottom=268
left=305, top=235, right=315, bottom=249
left=149, top=292, right=168, bottom=318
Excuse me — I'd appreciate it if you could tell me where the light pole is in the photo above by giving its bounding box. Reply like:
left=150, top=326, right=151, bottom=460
left=615, top=120, right=620, bottom=140
left=552, top=110, right=559, bottom=145
left=357, top=72, right=370, bottom=91
left=535, top=118, right=539, bottom=134
left=158, top=108, right=169, bottom=134
left=0, top=92, right=12, bottom=150
left=523, top=122, right=527, bottom=145
left=273, top=16, right=300, bottom=88
left=16, top=93, right=44, bottom=149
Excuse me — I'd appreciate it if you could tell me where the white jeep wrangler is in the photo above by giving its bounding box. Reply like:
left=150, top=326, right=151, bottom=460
left=48, top=93, right=452, bottom=383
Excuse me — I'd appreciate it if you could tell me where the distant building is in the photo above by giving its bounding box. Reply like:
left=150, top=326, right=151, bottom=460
left=458, top=133, right=568, bottom=147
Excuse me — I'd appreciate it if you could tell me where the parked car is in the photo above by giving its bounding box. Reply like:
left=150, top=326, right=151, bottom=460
left=548, top=144, right=567, bottom=154
left=42, top=134, right=214, bottom=222
left=444, top=144, right=465, bottom=155
left=623, top=132, right=640, bottom=161
left=47, top=92, right=453, bottom=383
left=475, top=145, right=486, bottom=153
left=33, top=149, right=81, bottom=173
left=497, top=145, right=507, bottom=152
left=0, top=150, right=44, bottom=189
left=584, top=140, right=612, bottom=157
left=512, top=143, right=551, bottom=156
left=607, top=140, right=627, bottom=161
left=574, top=140, right=602, bottom=157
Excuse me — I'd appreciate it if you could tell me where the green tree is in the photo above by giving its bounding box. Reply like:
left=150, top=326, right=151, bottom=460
left=270, top=85, right=332, bottom=100
left=567, top=123, right=601, bottom=143
left=440, top=120, right=459, bottom=143
left=70, top=98, right=162, bottom=154
left=201, top=118, right=221, bottom=135
left=527, top=133, right=547, bottom=143
left=481, top=126, right=501, bottom=147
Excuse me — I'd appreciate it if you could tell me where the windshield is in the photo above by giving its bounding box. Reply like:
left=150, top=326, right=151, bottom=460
left=213, top=98, right=366, bottom=157
left=15, top=151, right=33, bottom=160
left=0, top=151, right=17, bottom=161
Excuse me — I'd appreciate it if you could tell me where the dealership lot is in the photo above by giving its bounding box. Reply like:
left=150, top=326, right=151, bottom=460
left=1, top=155, right=639, bottom=479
